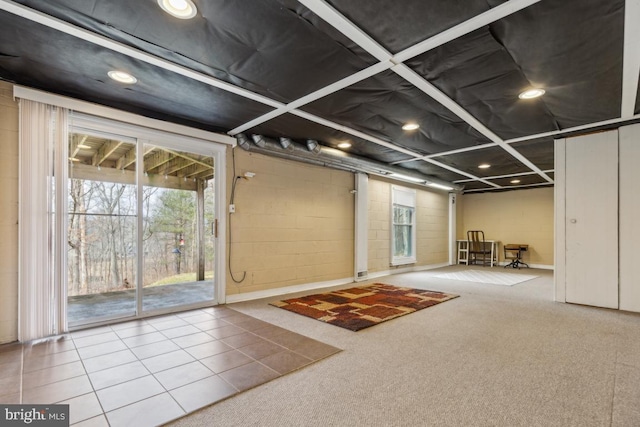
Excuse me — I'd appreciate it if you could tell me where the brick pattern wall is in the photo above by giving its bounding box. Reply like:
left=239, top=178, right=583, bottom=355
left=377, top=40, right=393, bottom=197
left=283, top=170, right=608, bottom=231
left=226, top=150, right=355, bottom=295
left=368, top=177, right=449, bottom=274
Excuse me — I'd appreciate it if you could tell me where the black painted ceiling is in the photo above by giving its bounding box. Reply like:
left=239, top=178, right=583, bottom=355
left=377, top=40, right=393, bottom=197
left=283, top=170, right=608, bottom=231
left=0, top=0, right=633, bottom=193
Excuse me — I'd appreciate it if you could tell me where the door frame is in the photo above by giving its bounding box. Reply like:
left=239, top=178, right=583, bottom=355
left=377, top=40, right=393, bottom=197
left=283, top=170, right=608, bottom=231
left=66, top=112, right=228, bottom=329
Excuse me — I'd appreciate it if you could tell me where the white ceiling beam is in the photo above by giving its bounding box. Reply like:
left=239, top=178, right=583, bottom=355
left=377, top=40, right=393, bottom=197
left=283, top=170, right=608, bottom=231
left=421, top=158, right=501, bottom=188
left=463, top=181, right=552, bottom=193
left=232, top=0, right=540, bottom=137
left=454, top=169, right=555, bottom=183
left=298, top=0, right=393, bottom=62
left=289, top=109, right=422, bottom=158
left=391, top=143, right=498, bottom=165
left=298, top=0, right=546, bottom=185
left=228, top=62, right=391, bottom=135
left=392, top=0, right=542, bottom=64
left=621, top=0, right=640, bottom=118
left=392, top=64, right=553, bottom=183
left=0, top=0, right=284, bottom=109
left=504, top=113, right=640, bottom=144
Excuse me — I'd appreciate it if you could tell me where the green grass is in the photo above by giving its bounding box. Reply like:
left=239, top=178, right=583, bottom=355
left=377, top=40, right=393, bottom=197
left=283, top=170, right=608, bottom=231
left=147, top=271, right=214, bottom=287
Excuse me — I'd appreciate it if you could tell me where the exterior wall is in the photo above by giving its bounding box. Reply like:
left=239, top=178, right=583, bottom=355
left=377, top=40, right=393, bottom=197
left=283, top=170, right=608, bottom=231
left=368, top=176, right=450, bottom=274
left=457, top=187, right=554, bottom=266
left=0, top=81, right=19, bottom=343
left=225, top=149, right=355, bottom=296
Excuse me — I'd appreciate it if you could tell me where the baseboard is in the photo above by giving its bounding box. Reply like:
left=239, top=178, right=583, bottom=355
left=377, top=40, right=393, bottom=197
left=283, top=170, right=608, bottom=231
left=225, top=277, right=354, bottom=304
left=224, top=262, right=555, bottom=304
left=359, top=262, right=451, bottom=280
left=225, top=262, right=452, bottom=304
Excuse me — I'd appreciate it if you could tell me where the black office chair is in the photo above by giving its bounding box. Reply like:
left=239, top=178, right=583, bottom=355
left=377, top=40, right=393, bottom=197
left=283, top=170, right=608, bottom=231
left=467, top=230, right=491, bottom=267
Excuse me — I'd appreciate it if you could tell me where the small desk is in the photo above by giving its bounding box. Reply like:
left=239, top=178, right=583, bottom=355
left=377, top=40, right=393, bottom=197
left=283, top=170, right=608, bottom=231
left=504, top=244, right=529, bottom=269
left=456, top=240, right=499, bottom=267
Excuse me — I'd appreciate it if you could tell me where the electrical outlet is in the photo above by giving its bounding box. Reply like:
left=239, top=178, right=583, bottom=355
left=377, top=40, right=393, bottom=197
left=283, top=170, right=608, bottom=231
left=229, top=204, right=235, bottom=213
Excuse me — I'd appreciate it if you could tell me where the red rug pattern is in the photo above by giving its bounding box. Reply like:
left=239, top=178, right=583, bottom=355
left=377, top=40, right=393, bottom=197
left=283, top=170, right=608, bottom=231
left=270, top=283, right=458, bottom=331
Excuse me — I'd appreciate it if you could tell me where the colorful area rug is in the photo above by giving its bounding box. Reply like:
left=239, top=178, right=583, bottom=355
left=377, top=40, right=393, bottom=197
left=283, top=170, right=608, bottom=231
left=270, top=283, right=459, bottom=331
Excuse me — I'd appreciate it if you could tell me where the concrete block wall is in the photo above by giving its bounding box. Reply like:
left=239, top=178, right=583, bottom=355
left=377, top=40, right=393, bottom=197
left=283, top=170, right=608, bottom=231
left=416, top=189, right=449, bottom=265
left=0, top=81, right=19, bottom=344
left=226, top=149, right=355, bottom=295
left=457, top=187, right=554, bottom=266
left=368, top=177, right=450, bottom=274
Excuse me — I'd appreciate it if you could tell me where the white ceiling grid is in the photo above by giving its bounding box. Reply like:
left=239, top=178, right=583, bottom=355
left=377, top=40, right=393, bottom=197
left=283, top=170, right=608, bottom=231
left=1, top=0, right=638, bottom=191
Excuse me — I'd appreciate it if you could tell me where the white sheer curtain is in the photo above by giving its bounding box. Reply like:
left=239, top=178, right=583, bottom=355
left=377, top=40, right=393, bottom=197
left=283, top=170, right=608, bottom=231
left=18, top=99, right=68, bottom=341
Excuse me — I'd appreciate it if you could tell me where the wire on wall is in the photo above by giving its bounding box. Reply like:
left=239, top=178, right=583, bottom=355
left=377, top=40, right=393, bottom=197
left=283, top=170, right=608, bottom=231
left=228, top=147, right=246, bottom=283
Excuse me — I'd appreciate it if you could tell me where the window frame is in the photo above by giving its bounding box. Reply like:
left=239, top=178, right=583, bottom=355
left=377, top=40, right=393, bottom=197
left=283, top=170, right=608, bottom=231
left=390, top=185, right=417, bottom=266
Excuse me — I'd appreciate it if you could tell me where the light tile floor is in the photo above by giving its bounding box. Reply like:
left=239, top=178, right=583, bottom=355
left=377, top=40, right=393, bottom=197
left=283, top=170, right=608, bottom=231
left=0, top=306, right=341, bottom=427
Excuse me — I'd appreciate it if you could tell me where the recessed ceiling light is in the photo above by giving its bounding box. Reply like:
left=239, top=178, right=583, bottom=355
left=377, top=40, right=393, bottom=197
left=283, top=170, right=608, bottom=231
left=108, top=70, right=137, bottom=84
left=478, top=164, right=491, bottom=169
left=518, top=88, right=545, bottom=99
left=158, top=0, right=197, bottom=19
left=402, top=123, right=420, bottom=131
left=337, top=142, right=352, bottom=149
left=510, top=179, right=521, bottom=184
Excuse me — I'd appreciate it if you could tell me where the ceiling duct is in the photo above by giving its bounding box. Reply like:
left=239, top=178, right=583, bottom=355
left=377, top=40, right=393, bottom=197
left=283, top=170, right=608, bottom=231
left=306, top=139, right=322, bottom=154
left=251, top=134, right=267, bottom=148
left=279, top=137, right=294, bottom=151
left=236, top=133, right=251, bottom=150
left=235, top=134, right=462, bottom=192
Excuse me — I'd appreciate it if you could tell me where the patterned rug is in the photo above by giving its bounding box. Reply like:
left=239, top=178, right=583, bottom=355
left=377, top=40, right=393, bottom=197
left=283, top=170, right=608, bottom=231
left=270, top=283, right=459, bottom=331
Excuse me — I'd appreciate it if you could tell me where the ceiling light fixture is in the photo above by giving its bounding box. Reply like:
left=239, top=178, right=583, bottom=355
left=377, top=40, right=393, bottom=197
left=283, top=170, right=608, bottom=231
left=427, top=183, right=454, bottom=191
left=69, top=157, right=80, bottom=162
left=478, top=164, right=491, bottom=169
left=518, top=88, right=545, bottom=99
left=77, top=144, right=91, bottom=149
left=337, top=142, right=352, bottom=149
left=157, top=0, right=197, bottom=19
left=108, top=70, right=137, bottom=84
left=390, top=173, right=425, bottom=183
left=402, top=123, right=420, bottom=131
left=510, top=179, right=521, bottom=184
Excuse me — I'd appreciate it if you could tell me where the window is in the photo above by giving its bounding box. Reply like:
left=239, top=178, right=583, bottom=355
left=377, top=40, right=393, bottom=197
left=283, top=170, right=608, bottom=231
left=391, top=185, right=416, bottom=265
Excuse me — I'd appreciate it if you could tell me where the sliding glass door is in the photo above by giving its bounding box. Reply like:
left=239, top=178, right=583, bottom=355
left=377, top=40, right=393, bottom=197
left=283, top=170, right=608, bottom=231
left=66, top=126, right=219, bottom=327
left=141, top=144, right=215, bottom=312
left=67, top=135, right=138, bottom=325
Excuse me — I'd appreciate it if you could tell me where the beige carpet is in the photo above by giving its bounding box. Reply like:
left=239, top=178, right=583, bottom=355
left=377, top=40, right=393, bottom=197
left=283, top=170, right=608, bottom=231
left=168, top=266, right=640, bottom=427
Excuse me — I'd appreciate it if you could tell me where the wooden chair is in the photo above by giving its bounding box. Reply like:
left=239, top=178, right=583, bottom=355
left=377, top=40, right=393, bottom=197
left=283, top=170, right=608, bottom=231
left=467, top=230, right=491, bottom=267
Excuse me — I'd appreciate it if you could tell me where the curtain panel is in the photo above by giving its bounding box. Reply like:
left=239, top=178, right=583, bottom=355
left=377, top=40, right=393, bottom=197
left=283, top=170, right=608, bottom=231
left=18, top=99, right=68, bottom=341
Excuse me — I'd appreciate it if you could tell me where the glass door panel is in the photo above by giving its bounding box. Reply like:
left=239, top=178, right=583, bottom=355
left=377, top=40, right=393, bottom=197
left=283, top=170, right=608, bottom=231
left=67, top=133, right=137, bottom=326
left=142, top=144, right=215, bottom=312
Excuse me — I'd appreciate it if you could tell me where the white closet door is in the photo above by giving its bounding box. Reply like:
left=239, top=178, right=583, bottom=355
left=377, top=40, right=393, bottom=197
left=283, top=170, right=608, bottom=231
left=565, top=130, right=618, bottom=309
left=619, top=124, right=640, bottom=312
